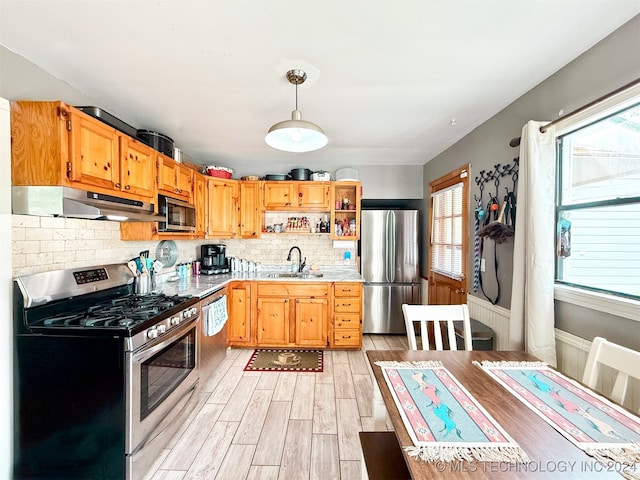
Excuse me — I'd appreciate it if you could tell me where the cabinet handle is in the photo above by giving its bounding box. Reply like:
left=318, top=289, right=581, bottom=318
left=115, top=182, right=121, bottom=188
left=342, top=335, right=351, bottom=339
left=124, top=185, right=130, bottom=190
left=298, top=192, right=303, bottom=198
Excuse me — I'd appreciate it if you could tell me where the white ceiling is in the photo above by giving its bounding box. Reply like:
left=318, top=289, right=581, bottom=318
left=1, top=1, right=639, bottom=175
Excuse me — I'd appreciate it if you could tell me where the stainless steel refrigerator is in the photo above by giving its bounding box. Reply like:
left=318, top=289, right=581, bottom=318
left=360, top=210, right=420, bottom=334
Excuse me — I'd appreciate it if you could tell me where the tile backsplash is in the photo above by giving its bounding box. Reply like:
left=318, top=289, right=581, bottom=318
left=12, top=215, right=355, bottom=278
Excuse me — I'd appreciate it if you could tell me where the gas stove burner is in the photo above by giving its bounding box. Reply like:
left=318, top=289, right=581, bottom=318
left=35, top=293, right=194, bottom=331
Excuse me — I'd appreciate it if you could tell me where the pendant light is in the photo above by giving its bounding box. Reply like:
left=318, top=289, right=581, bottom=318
left=265, top=69, right=328, bottom=152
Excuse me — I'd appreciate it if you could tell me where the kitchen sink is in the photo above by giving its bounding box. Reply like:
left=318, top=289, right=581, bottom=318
left=266, top=272, right=324, bottom=278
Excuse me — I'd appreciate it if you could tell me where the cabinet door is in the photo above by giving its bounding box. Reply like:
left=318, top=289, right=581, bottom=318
left=297, top=183, right=329, bottom=209
left=194, top=173, right=207, bottom=235
left=175, top=163, right=193, bottom=200
left=295, top=298, right=328, bottom=347
left=207, top=178, right=238, bottom=238
left=68, top=110, right=120, bottom=190
left=157, top=155, right=178, bottom=194
left=257, top=297, right=289, bottom=345
left=228, top=282, right=253, bottom=345
left=263, top=182, right=296, bottom=209
left=121, top=137, right=155, bottom=198
left=158, top=155, right=192, bottom=201
left=239, top=181, right=262, bottom=238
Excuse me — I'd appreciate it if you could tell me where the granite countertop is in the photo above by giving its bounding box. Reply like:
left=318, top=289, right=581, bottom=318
left=157, top=266, right=364, bottom=299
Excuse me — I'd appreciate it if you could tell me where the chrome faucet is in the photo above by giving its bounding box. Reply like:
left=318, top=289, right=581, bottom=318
left=286, top=246, right=306, bottom=273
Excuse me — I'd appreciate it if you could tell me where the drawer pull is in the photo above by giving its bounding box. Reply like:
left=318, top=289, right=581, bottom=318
left=342, top=335, right=351, bottom=339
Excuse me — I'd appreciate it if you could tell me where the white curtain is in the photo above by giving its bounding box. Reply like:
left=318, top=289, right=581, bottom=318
left=510, top=121, right=557, bottom=366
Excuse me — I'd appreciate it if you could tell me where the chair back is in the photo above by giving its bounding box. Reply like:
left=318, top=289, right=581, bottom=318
left=582, top=336, right=640, bottom=411
left=402, top=304, right=473, bottom=351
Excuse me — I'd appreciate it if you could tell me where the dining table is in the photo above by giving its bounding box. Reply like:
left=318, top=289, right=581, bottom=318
left=366, top=349, right=634, bottom=479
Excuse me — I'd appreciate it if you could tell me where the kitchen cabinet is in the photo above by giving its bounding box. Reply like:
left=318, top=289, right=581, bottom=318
left=239, top=181, right=262, bottom=238
left=256, top=296, right=289, bottom=345
left=227, top=281, right=253, bottom=346
left=157, top=154, right=193, bottom=201
left=11, top=101, right=155, bottom=204
left=193, top=173, right=207, bottom=236
left=330, top=182, right=361, bottom=240
left=263, top=181, right=330, bottom=211
left=207, top=177, right=238, bottom=238
left=331, top=282, right=362, bottom=348
left=255, top=282, right=329, bottom=348
left=120, top=136, right=156, bottom=199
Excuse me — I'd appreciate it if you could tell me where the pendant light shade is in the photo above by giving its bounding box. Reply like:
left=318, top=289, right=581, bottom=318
left=265, top=69, right=328, bottom=153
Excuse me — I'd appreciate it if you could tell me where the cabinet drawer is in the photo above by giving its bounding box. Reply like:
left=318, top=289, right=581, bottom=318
left=334, top=283, right=361, bottom=297
left=334, top=313, right=360, bottom=329
left=333, top=329, right=361, bottom=347
left=257, top=283, right=328, bottom=298
left=334, top=297, right=361, bottom=313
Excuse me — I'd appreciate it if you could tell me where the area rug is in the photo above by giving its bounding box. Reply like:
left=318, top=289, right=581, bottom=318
left=244, top=349, right=323, bottom=372
left=375, top=360, right=529, bottom=463
left=474, top=360, right=640, bottom=479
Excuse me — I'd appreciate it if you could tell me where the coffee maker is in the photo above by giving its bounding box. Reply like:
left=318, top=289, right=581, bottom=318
left=200, top=244, right=229, bottom=275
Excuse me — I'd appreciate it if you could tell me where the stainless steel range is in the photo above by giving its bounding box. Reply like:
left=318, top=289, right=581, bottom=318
left=13, top=264, right=200, bottom=480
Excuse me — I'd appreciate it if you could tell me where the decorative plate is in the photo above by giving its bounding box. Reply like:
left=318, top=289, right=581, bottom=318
left=156, top=240, right=179, bottom=268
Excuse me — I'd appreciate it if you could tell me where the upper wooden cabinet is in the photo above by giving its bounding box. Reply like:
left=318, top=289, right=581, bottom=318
left=331, top=182, right=361, bottom=240
left=239, top=181, right=262, bottom=238
left=263, top=181, right=330, bottom=211
left=157, top=154, right=193, bottom=202
left=67, top=108, right=121, bottom=190
left=193, top=173, right=207, bottom=236
left=206, top=177, right=238, bottom=238
left=11, top=101, right=155, bottom=204
left=120, top=136, right=156, bottom=199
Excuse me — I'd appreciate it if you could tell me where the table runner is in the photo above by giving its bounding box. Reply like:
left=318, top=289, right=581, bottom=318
left=375, top=360, right=529, bottom=463
left=474, top=360, right=640, bottom=480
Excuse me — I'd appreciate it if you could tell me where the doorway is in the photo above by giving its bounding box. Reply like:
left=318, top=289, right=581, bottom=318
left=427, top=165, right=470, bottom=305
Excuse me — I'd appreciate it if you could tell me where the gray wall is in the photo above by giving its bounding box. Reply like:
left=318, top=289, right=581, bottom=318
left=422, top=15, right=640, bottom=347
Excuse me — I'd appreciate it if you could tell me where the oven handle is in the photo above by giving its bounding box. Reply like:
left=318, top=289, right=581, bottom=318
left=131, top=315, right=198, bottom=363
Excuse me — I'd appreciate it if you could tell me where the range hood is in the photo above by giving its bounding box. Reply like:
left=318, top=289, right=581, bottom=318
left=12, top=186, right=161, bottom=222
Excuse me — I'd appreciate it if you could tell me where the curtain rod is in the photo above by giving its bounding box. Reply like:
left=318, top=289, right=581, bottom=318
left=509, top=77, right=640, bottom=148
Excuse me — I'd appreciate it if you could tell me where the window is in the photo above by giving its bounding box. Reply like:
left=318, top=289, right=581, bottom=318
left=431, top=182, right=464, bottom=279
left=556, top=101, right=640, bottom=300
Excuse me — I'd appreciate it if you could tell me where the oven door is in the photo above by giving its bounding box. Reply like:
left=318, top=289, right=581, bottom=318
left=126, top=317, right=199, bottom=455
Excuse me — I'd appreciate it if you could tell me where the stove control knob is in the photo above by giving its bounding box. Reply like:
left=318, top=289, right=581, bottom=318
left=170, top=316, right=180, bottom=326
left=189, top=307, right=198, bottom=316
left=157, top=324, right=167, bottom=334
left=146, top=327, right=158, bottom=339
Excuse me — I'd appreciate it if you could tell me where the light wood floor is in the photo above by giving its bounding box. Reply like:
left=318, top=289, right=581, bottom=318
left=145, top=334, right=408, bottom=480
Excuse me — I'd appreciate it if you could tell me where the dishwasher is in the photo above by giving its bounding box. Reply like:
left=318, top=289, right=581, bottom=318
left=199, top=286, right=229, bottom=386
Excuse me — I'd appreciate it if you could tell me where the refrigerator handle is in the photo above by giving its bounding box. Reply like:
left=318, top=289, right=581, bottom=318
left=387, top=211, right=396, bottom=283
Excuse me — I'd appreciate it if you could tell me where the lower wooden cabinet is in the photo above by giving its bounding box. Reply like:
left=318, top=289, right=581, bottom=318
left=225, top=280, right=361, bottom=349
left=331, top=283, right=363, bottom=349
left=227, top=282, right=253, bottom=346
left=256, top=282, right=329, bottom=348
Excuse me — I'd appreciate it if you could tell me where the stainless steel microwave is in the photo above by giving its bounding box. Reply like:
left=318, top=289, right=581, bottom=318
left=158, top=195, right=196, bottom=232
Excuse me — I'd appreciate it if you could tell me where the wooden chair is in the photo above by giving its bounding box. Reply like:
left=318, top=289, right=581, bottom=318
left=402, top=304, right=473, bottom=351
left=582, top=336, right=640, bottom=411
